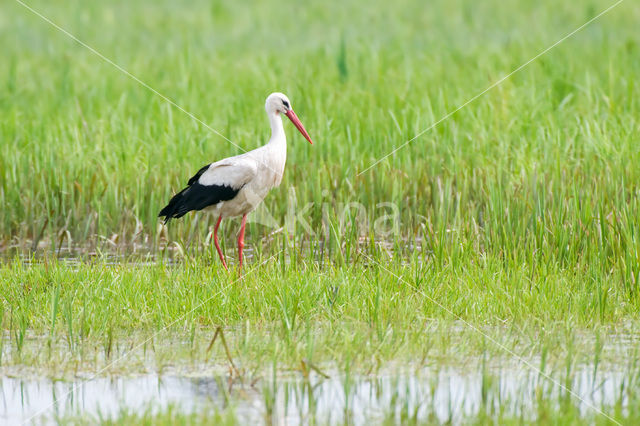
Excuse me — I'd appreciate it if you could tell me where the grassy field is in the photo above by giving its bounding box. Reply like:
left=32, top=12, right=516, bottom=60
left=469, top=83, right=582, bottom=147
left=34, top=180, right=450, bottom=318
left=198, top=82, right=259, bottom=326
left=2, top=0, right=640, bottom=423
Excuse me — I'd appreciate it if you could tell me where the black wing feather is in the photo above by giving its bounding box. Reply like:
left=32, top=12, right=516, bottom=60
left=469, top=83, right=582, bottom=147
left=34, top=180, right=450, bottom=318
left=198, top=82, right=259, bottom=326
left=159, top=164, right=240, bottom=224
left=187, top=164, right=211, bottom=186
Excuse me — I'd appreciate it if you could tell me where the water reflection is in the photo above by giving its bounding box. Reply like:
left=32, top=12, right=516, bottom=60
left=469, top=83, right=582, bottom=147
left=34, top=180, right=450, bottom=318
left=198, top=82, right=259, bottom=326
left=0, top=366, right=627, bottom=424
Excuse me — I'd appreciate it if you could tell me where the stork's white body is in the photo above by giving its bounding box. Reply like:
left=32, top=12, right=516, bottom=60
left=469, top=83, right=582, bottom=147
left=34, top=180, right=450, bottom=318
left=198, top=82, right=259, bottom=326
left=201, top=110, right=287, bottom=218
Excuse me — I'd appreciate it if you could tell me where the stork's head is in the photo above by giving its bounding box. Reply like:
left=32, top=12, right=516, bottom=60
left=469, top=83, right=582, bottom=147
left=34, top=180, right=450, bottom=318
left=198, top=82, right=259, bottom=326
left=265, top=92, right=291, bottom=114
left=265, top=92, right=313, bottom=144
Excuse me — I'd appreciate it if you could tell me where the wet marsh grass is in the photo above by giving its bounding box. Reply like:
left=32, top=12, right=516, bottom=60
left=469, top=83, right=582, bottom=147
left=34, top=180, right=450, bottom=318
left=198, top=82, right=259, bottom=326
left=2, top=0, right=640, bottom=423
left=1, top=255, right=639, bottom=372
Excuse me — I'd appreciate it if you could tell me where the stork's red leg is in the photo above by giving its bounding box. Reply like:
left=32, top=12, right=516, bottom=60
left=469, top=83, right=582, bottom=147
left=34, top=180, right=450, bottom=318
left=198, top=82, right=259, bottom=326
left=237, top=213, right=248, bottom=272
left=213, top=216, right=227, bottom=270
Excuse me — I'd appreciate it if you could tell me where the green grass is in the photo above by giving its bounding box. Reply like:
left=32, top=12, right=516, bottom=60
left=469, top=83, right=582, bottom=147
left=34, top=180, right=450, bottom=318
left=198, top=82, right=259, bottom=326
left=1, top=0, right=640, bottom=423
left=3, top=255, right=640, bottom=423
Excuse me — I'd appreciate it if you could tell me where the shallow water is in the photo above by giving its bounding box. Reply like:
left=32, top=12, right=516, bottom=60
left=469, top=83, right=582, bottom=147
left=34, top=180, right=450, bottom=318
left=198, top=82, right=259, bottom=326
left=1, top=365, right=627, bottom=424
left=3, top=245, right=260, bottom=269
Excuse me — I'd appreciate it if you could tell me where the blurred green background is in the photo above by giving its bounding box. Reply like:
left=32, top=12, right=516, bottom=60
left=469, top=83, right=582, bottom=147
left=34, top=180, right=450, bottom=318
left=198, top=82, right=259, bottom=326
left=1, top=0, right=638, bottom=260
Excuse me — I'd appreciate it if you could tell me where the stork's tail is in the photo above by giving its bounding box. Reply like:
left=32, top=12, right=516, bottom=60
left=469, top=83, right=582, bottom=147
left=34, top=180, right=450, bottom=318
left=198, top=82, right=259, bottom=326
left=159, top=183, right=240, bottom=224
left=158, top=188, right=189, bottom=224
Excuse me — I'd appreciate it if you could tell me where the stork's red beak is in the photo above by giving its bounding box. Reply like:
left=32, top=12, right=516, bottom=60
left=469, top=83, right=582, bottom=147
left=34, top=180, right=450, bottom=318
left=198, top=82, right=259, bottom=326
left=285, top=110, right=313, bottom=144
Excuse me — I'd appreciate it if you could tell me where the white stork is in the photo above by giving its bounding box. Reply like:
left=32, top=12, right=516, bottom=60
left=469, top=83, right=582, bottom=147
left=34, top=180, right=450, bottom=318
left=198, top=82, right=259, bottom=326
left=159, top=92, right=313, bottom=271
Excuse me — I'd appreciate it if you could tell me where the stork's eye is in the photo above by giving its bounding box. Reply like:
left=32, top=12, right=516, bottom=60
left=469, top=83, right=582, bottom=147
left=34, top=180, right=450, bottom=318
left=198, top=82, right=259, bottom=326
left=282, top=100, right=290, bottom=108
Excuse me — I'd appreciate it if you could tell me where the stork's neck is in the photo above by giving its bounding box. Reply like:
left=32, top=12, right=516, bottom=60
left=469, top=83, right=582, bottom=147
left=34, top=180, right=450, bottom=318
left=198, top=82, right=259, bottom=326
left=267, top=111, right=286, bottom=145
